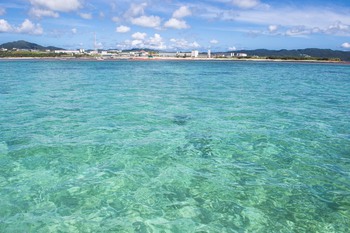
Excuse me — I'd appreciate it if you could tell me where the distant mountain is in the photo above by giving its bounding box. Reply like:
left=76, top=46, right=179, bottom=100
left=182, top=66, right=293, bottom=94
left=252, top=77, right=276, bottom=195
left=0, top=40, right=63, bottom=51
left=230, top=48, right=350, bottom=61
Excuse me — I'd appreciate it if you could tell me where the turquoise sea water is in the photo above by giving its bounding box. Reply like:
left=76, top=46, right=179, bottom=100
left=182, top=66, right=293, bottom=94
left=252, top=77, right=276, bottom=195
left=0, top=60, right=350, bottom=232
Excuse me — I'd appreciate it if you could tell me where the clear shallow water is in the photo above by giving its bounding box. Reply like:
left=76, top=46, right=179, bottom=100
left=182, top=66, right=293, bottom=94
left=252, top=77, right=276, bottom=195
left=0, top=60, right=349, bottom=232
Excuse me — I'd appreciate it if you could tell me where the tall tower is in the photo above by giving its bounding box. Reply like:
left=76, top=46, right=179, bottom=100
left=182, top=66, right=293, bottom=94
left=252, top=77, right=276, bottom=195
left=208, top=49, right=211, bottom=58
left=94, top=32, right=97, bottom=51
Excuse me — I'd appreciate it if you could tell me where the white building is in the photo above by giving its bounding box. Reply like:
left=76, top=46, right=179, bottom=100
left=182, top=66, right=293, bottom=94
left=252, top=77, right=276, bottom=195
left=159, top=52, right=178, bottom=57
left=191, top=50, right=199, bottom=58
left=208, top=50, right=211, bottom=58
left=236, top=53, right=248, bottom=57
left=54, top=50, right=81, bottom=55
left=89, top=50, right=98, bottom=55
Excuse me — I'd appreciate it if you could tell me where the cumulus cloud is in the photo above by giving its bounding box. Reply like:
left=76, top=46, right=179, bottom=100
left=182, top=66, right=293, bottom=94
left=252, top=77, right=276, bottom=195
left=79, top=13, right=92, bottom=20
left=164, top=6, right=191, bottom=30
left=29, top=0, right=82, bottom=12
left=164, top=18, right=189, bottom=29
left=131, top=15, right=161, bottom=28
left=148, top=33, right=166, bottom=49
left=71, top=28, right=77, bottom=34
left=131, top=39, right=143, bottom=47
left=149, top=34, right=162, bottom=43
left=116, top=25, right=130, bottom=33
left=0, top=19, right=12, bottom=32
left=118, top=34, right=202, bottom=51
left=268, top=25, right=278, bottom=33
left=169, top=38, right=200, bottom=50
left=132, top=32, right=147, bottom=40
left=29, top=8, right=59, bottom=18
left=210, top=39, right=219, bottom=44
left=124, top=3, right=163, bottom=29
left=117, top=33, right=166, bottom=50
left=0, top=19, right=43, bottom=34
left=228, top=46, right=237, bottom=51
left=341, top=42, right=350, bottom=49
left=173, top=6, right=191, bottom=18
left=16, top=19, right=43, bottom=35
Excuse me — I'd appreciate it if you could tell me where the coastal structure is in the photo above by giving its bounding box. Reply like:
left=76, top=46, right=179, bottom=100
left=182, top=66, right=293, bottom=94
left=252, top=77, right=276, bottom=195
left=236, top=53, right=248, bottom=57
left=191, top=50, right=199, bottom=58
left=54, top=50, right=81, bottom=55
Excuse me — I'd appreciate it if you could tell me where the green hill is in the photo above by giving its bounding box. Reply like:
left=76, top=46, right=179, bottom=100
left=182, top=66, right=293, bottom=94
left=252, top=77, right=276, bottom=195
left=0, top=40, right=63, bottom=51
left=231, top=48, right=350, bottom=61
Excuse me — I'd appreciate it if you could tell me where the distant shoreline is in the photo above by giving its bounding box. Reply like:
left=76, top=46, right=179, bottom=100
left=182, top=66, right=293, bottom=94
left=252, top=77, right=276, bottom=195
left=0, top=56, right=348, bottom=64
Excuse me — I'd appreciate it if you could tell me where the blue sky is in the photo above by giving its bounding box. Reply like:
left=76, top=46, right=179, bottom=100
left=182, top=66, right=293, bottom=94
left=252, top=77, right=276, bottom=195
left=1, top=0, right=350, bottom=51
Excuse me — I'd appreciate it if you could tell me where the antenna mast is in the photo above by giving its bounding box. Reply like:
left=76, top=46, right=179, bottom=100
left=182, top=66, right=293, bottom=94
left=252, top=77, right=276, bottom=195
left=94, top=32, right=97, bottom=51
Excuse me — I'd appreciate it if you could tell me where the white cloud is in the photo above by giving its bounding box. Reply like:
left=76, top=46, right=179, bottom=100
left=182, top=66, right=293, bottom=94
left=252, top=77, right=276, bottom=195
left=173, top=6, right=191, bottom=18
left=119, top=34, right=201, bottom=51
left=131, top=39, right=143, bottom=46
left=72, top=28, right=77, bottom=34
left=341, top=42, right=350, bottom=49
left=228, top=46, right=237, bottom=51
left=79, top=13, right=92, bottom=20
left=278, top=21, right=350, bottom=37
left=230, top=0, right=262, bottom=9
left=0, top=19, right=43, bottom=34
left=29, top=0, right=82, bottom=12
left=29, top=8, right=59, bottom=18
left=268, top=25, right=278, bottom=33
left=247, top=21, right=350, bottom=37
left=149, top=34, right=161, bottom=43
left=285, top=26, right=310, bottom=37
left=325, top=21, right=350, bottom=35
left=0, top=19, right=12, bottom=32
left=169, top=38, right=200, bottom=50
left=117, top=39, right=145, bottom=49
left=132, top=32, right=147, bottom=40
left=210, top=39, right=219, bottom=44
left=16, top=19, right=43, bottom=35
left=199, top=4, right=350, bottom=33
left=131, top=15, right=161, bottom=28
left=0, top=7, right=5, bottom=16
left=236, top=8, right=350, bottom=29
left=191, top=41, right=200, bottom=48
left=116, top=25, right=130, bottom=33
left=164, top=18, right=189, bottom=29
left=148, top=33, right=166, bottom=49
left=124, top=3, right=147, bottom=18
left=117, top=33, right=166, bottom=50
